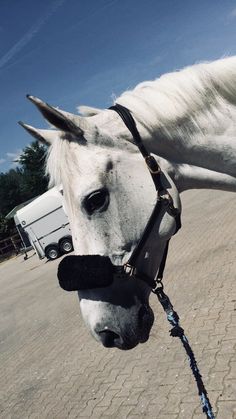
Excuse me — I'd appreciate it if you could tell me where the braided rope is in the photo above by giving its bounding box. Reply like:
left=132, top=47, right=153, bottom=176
left=155, top=289, right=215, bottom=419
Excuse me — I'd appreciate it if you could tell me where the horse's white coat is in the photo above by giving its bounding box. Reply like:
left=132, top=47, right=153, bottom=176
left=24, top=57, right=236, bottom=349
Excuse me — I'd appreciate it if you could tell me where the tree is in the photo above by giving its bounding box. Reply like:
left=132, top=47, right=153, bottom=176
left=0, top=168, right=24, bottom=240
left=0, top=141, right=49, bottom=240
left=18, top=141, right=48, bottom=198
left=0, top=168, right=24, bottom=216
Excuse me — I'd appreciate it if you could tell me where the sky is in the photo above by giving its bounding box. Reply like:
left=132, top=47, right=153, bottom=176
left=0, top=0, right=236, bottom=172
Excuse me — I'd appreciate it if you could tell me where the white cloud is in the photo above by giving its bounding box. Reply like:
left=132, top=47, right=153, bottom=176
left=229, top=7, right=236, bottom=18
left=0, top=158, right=6, bottom=164
left=0, top=0, right=65, bottom=70
left=6, top=149, right=22, bottom=164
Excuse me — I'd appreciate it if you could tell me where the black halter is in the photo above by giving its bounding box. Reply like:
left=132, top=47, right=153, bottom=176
left=109, top=104, right=181, bottom=289
left=58, top=104, right=181, bottom=292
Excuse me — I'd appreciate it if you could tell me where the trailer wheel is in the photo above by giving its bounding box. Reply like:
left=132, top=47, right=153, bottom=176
left=45, top=245, right=60, bottom=260
left=59, top=238, right=73, bottom=254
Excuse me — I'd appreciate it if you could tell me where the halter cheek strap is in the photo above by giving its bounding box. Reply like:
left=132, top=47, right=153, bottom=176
left=109, top=104, right=181, bottom=289
left=109, top=104, right=163, bottom=189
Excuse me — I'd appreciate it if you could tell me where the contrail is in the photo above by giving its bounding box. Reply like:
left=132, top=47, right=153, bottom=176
left=0, top=0, right=65, bottom=70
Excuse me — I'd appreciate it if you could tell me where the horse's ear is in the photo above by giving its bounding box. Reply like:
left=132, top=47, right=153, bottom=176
left=26, top=95, right=84, bottom=137
left=18, top=121, right=58, bottom=145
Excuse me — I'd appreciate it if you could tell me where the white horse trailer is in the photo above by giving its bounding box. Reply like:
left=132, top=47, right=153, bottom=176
left=14, top=188, right=73, bottom=260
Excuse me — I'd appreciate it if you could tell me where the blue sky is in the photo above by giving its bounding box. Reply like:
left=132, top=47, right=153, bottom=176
left=0, top=0, right=236, bottom=172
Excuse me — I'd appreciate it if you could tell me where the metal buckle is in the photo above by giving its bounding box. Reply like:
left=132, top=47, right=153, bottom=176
left=145, top=155, right=161, bottom=174
left=158, top=191, right=179, bottom=215
left=159, top=191, right=180, bottom=217
left=124, top=263, right=135, bottom=276
left=158, top=189, right=172, bottom=201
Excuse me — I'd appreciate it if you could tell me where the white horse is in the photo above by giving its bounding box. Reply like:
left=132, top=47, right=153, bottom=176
left=20, top=56, right=236, bottom=350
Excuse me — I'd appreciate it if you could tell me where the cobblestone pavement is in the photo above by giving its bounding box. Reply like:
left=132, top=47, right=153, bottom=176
left=0, top=189, right=236, bottom=419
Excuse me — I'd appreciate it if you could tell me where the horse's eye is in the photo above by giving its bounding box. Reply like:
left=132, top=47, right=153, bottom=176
left=83, top=188, right=109, bottom=215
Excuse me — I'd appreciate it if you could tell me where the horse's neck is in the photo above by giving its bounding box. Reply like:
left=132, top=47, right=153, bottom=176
left=116, top=59, right=236, bottom=178
left=140, top=106, right=236, bottom=179
left=157, top=156, right=236, bottom=193
left=103, top=104, right=236, bottom=178
left=144, top=106, right=236, bottom=192
left=100, top=102, right=236, bottom=181
left=98, top=105, right=236, bottom=193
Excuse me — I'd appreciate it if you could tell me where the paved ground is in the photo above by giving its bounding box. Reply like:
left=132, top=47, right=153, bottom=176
left=0, top=189, right=236, bottom=419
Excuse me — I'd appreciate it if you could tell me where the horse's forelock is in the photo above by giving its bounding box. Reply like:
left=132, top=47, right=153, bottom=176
left=46, top=139, right=80, bottom=188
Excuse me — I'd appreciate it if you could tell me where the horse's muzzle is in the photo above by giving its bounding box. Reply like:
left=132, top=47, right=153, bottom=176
left=57, top=255, right=122, bottom=291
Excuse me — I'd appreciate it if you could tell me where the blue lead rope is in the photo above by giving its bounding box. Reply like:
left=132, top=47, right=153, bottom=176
left=154, top=287, right=215, bottom=419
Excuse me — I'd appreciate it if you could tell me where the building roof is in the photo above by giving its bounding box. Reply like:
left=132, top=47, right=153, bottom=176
left=5, top=197, right=37, bottom=220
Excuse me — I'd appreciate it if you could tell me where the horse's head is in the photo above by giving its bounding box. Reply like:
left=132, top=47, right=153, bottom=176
left=20, top=96, right=181, bottom=350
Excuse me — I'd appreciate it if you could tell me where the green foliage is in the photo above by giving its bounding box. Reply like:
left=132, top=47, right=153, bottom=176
left=0, top=168, right=24, bottom=215
left=0, top=141, right=48, bottom=239
left=18, top=141, right=48, bottom=198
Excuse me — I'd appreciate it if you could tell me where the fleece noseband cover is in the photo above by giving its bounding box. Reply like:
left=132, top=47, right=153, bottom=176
left=57, top=255, right=115, bottom=291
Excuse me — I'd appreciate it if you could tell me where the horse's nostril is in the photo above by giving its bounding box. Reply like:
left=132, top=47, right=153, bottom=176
left=98, top=329, right=120, bottom=348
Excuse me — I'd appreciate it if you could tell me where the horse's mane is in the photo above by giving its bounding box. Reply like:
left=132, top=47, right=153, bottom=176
left=117, top=56, right=236, bottom=138
left=47, top=56, right=236, bottom=186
